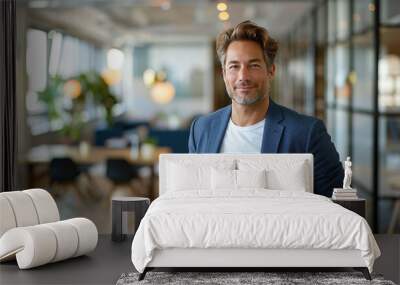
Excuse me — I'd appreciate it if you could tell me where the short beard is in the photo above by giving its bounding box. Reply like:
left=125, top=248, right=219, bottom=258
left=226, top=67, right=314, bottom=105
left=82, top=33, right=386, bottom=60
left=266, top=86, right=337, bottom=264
left=227, top=89, right=267, bottom=106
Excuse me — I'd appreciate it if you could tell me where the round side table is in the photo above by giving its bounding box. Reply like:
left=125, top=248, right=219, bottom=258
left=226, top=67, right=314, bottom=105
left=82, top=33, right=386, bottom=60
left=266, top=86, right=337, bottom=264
left=111, top=197, right=150, bottom=242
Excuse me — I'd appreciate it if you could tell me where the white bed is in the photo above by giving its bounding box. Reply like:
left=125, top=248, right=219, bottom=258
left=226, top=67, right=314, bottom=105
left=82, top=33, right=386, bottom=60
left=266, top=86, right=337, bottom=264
left=131, top=154, right=380, bottom=280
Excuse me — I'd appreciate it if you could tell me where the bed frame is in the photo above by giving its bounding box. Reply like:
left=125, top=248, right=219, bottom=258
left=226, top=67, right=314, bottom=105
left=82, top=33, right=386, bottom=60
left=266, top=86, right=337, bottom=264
left=139, top=248, right=371, bottom=280
left=138, top=154, right=371, bottom=281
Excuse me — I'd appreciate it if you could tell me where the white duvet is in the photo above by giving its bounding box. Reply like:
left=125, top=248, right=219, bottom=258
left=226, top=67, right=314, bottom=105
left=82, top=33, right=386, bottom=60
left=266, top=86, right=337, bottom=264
left=131, top=190, right=380, bottom=273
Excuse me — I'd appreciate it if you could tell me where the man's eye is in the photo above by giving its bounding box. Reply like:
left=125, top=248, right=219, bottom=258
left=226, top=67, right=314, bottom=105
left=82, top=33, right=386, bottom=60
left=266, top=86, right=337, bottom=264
left=250, top=64, right=261, bottom=68
left=229, top=65, right=239, bottom=69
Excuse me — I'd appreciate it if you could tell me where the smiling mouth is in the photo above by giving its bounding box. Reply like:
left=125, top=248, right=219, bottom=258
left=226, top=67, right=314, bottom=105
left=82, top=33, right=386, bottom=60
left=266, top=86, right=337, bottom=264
left=236, top=86, right=254, bottom=90
left=236, top=87, right=254, bottom=91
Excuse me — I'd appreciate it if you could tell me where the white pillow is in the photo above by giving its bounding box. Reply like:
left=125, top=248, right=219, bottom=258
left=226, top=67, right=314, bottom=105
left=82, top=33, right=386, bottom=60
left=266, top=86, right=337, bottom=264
left=236, top=169, right=267, bottom=189
left=266, top=162, right=307, bottom=191
left=238, top=160, right=308, bottom=191
left=211, top=168, right=236, bottom=190
left=167, top=160, right=235, bottom=192
left=211, top=168, right=267, bottom=190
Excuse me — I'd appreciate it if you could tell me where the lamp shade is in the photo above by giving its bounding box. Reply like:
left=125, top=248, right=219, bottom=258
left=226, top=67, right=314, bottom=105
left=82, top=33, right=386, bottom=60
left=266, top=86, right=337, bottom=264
left=63, top=79, right=81, bottom=99
left=102, top=69, right=121, bottom=86
left=150, top=81, right=175, bottom=104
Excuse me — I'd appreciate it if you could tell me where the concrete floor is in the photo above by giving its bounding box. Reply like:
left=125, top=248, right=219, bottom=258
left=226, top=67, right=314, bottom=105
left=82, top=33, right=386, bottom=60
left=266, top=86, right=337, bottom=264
left=0, top=235, right=399, bottom=285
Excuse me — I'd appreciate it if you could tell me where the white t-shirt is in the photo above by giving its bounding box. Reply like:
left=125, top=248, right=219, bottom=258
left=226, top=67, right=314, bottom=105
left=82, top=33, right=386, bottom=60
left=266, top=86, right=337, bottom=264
left=220, top=118, right=265, bottom=153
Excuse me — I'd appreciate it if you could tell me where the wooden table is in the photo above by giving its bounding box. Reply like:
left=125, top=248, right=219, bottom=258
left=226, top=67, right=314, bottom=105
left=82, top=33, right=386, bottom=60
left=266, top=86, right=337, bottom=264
left=25, top=144, right=170, bottom=200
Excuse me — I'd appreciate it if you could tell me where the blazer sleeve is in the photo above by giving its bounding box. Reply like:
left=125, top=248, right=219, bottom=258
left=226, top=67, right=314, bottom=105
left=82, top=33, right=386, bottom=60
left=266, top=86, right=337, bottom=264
left=306, top=119, right=344, bottom=197
left=188, top=118, right=198, bottom=153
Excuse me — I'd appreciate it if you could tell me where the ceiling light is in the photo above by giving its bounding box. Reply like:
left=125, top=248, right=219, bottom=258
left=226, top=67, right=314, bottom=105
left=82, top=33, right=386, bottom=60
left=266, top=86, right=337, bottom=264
left=218, top=11, right=230, bottom=21
left=217, top=2, right=227, bottom=12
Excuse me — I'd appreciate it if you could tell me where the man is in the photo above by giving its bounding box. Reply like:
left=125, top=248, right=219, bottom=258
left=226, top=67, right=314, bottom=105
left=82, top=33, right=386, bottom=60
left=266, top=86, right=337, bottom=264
left=188, top=20, right=343, bottom=197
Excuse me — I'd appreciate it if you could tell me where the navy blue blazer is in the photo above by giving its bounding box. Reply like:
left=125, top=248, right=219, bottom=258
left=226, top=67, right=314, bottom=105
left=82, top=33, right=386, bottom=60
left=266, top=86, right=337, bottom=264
left=188, top=100, right=344, bottom=197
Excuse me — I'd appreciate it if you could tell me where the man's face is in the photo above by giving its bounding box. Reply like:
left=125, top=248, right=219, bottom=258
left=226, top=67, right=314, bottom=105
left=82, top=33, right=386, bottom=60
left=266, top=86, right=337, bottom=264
left=223, top=40, right=275, bottom=106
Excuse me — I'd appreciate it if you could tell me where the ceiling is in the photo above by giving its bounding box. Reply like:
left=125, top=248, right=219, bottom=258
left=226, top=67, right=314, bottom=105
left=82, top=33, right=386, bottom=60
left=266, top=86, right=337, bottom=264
left=22, top=0, right=316, bottom=47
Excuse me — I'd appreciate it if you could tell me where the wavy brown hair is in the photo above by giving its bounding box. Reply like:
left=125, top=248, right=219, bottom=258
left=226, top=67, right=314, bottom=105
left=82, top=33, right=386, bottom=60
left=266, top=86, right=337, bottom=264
left=216, top=20, right=278, bottom=70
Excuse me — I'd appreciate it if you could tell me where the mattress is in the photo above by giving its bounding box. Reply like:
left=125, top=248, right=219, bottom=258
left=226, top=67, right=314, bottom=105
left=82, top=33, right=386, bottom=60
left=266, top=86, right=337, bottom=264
left=131, top=190, right=380, bottom=273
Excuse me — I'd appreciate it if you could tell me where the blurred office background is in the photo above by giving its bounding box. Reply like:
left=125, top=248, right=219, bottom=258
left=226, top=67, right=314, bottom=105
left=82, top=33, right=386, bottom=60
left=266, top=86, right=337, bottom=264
left=10, top=0, right=400, bottom=234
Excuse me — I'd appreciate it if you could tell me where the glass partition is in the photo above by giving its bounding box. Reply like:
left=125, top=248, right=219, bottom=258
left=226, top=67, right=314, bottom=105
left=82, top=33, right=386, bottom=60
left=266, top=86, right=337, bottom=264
left=353, top=0, right=374, bottom=33
left=381, top=0, right=400, bottom=25
left=379, top=27, right=400, bottom=113
left=269, top=0, right=400, bottom=232
left=326, top=47, right=336, bottom=105
left=336, top=0, right=350, bottom=40
left=353, top=113, right=374, bottom=192
left=328, top=0, right=336, bottom=43
left=353, top=32, right=375, bottom=110
left=335, top=44, right=350, bottom=107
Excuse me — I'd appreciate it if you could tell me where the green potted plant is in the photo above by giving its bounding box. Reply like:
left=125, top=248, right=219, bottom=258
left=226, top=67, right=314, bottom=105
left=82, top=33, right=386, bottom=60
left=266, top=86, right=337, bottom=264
left=38, top=71, right=118, bottom=142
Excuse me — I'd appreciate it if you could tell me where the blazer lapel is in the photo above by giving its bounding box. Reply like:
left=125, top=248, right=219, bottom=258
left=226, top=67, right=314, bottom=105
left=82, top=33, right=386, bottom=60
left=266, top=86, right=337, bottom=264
left=207, top=105, right=231, bottom=153
left=261, top=100, right=285, bottom=153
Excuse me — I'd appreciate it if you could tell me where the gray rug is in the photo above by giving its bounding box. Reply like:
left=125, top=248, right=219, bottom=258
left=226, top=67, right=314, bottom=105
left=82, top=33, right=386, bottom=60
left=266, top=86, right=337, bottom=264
left=116, top=271, right=396, bottom=285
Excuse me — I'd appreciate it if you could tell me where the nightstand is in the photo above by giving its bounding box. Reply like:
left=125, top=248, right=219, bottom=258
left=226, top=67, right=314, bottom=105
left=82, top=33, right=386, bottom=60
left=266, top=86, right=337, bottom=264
left=112, top=197, right=150, bottom=242
left=331, top=198, right=366, bottom=218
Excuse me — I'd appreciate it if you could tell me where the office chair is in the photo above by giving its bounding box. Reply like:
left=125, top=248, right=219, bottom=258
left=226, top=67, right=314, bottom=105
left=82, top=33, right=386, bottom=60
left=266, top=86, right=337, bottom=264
left=49, top=157, right=90, bottom=202
left=105, top=159, right=142, bottom=197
